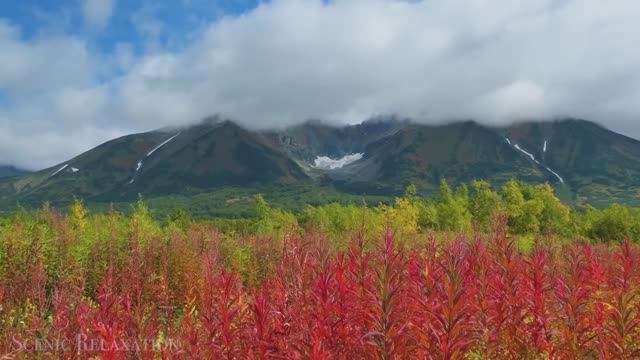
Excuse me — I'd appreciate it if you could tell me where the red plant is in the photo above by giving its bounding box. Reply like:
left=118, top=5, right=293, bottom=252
left=553, top=245, right=599, bottom=358
left=603, top=240, right=640, bottom=359
left=364, top=228, right=409, bottom=359
left=3, top=222, right=640, bottom=359
left=521, top=248, right=553, bottom=355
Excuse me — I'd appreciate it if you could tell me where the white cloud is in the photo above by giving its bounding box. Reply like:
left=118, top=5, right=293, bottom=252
left=2, top=0, right=640, bottom=169
left=106, top=0, right=640, bottom=130
left=0, top=21, right=92, bottom=94
left=474, top=80, right=550, bottom=122
left=81, top=0, right=115, bottom=30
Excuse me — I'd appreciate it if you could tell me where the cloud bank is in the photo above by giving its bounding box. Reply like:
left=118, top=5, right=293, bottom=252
left=1, top=0, right=640, bottom=169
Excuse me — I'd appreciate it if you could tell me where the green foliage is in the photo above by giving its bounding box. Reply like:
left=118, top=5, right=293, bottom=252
left=470, top=180, right=501, bottom=231
left=586, top=204, right=640, bottom=242
left=1, top=178, right=640, bottom=250
left=417, top=200, right=438, bottom=230
left=435, top=180, right=472, bottom=232
left=130, top=196, right=160, bottom=244
left=300, top=203, right=384, bottom=245
left=253, top=194, right=297, bottom=235
left=296, top=179, right=639, bottom=242
left=501, top=180, right=543, bottom=234
left=528, top=183, right=573, bottom=236
left=166, top=208, right=192, bottom=230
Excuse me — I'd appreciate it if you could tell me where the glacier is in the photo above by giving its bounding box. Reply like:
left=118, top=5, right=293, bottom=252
left=313, top=153, right=363, bottom=170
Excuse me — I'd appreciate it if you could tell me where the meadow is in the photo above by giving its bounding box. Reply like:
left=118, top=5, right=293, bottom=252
left=1, top=180, right=640, bottom=359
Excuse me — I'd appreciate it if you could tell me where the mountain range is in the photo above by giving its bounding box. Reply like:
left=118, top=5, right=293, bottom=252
left=1, top=116, right=640, bottom=210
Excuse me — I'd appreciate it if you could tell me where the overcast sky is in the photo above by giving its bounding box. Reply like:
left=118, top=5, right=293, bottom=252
left=1, top=0, right=639, bottom=169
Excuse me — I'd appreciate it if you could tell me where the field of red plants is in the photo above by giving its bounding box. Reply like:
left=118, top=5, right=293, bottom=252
left=1, top=217, right=640, bottom=359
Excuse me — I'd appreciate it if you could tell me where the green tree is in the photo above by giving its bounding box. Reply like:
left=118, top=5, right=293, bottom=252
left=470, top=180, right=502, bottom=231
left=587, top=204, right=640, bottom=242
left=435, top=179, right=471, bottom=231
left=417, top=200, right=439, bottom=230
left=501, top=180, right=543, bottom=234
left=131, top=196, right=159, bottom=243
left=529, top=183, right=572, bottom=236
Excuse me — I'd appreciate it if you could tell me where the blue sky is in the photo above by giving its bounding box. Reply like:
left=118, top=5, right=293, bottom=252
left=1, top=0, right=261, bottom=59
left=1, top=0, right=640, bottom=169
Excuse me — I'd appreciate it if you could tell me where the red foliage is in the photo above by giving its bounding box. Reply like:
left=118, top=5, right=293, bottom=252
left=3, top=227, right=640, bottom=359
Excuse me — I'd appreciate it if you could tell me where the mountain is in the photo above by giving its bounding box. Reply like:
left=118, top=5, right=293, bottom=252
left=266, top=118, right=640, bottom=204
left=0, top=119, right=307, bottom=205
left=1, top=116, right=640, bottom=209
left=499, top=119, right=640, bottom=204
left=0, top=165, right=29, bottom=178
left=341, top=121, right=548, bottom=188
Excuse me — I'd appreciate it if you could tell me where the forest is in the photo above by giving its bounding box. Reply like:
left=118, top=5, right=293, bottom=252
left=1, top=179, right=640, bottom=358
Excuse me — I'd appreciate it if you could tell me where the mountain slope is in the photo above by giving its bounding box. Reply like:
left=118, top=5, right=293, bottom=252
left=0, top=130, right=170, bottom=205
left=502, top=119, right=640, bottom=204
left=322, top=121, right=550, bottom=192
left=128, top=120, right=308, bottom=197
left=265, top=118, right=640, bottom=204
left=0, top=119, right=307, bottom=205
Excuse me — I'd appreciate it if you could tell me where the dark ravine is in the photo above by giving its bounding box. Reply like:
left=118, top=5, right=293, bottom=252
left=2, top=116, right=640, bottom=208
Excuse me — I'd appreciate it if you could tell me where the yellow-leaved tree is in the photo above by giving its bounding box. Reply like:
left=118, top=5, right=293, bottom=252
left=386, top=184, right=419, bottom=236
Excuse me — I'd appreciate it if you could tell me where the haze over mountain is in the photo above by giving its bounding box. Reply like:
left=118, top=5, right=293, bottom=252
left=2, top=116, right=640, bottom=208
left=0, top=165, right=29, bottom=179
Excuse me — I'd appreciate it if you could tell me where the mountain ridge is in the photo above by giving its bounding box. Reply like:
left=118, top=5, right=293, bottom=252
left=2, top=117, right=640, bottom=208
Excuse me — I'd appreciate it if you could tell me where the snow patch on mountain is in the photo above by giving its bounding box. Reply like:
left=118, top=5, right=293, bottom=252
left=313, top=153, right=363, bottom=170
left=128, top=132, right=181, bottom=184
left=510, top=142, right=565, bottom=184
left=543, top=140, right=548, bottom=153
left=134, top=132, right=180, bottom=174
left=147, top=132, right=181, bottom=157
left=544, top=166, right=564, bottom=183
left=50, top=164, right=68, bottom=177
left=71, top=167, right=79, bottom=173
left=514, top=144, right=536, bottom=162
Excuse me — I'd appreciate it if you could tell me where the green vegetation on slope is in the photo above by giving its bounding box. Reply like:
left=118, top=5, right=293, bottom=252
left=2, top=179, right=639, bottom=244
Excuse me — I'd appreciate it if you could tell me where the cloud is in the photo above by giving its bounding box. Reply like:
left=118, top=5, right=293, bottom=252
left=112, top=0, right=640, bottom=130
left=1, top=0, right=640, bottom=169
left=0, top=22, right=92, bottom=94
left=81, top=0, right=115, bottom=30
left=0, top=20, right=107, bottom=169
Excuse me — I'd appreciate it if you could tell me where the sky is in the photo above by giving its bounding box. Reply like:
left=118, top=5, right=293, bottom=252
left=1, top=0, right=639, bottom=170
